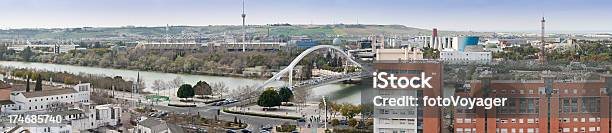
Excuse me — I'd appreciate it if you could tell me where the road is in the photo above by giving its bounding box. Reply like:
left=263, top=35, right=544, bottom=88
left=98, top=89, right=295, bottom=131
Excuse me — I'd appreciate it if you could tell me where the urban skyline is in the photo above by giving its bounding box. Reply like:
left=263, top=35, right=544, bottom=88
left=0, top=0, right=611, bottom=32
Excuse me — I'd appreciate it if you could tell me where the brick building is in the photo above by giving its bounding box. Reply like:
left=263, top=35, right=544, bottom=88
left=454, top=71, right=611, bottom=133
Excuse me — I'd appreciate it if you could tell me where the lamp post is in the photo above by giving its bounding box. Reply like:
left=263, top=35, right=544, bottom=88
left=322, top=96, right=327, bottom=130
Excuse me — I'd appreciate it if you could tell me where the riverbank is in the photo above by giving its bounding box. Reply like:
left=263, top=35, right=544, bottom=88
left=0, top=59, right=272, bottom=80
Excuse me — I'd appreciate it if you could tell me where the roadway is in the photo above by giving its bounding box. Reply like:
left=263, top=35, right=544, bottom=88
left=98, top=89, right=295, bottom=131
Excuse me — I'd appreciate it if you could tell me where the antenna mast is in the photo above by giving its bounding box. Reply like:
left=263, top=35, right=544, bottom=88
left=241, top=0, right=247, bottom=52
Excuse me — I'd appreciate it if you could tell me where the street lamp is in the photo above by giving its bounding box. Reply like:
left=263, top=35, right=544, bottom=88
left=322, top=96, right=327, bottom=130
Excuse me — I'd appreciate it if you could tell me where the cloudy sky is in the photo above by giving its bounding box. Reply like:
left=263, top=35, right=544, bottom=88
left=0, top=0, right=610, bottom=32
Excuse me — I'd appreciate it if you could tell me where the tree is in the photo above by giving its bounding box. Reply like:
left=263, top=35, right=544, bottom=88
left=152, top=80, right=164, bottom=96
left=35, top=74, right=43, bottom=91
left=177, top=84, right=194, bottom=100
left=211, top=82, right=229, bottom=99
left=331, top=119, right=340, bottom=127
left=170, top=77, right=184, bottom=89
left=348, top=118, right=358, bottom=127
left=292, top=87, right=310, bottom=106
left=193, top=81, right=212, bottom=96
left=21, top=47, right=34, bottom=61
left=339, top=103, right=361, bottom=119
left=257, top=88, right=281, bottom=110
left=26, top=74, right=31, bottom=92
left=278, top=87, right=293, bottom=103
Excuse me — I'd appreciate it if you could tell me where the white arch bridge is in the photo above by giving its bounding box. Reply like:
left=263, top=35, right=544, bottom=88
left=258, top=45, right=364, bottom=90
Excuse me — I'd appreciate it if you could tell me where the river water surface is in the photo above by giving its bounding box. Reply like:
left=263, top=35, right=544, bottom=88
left=0, top=61, right=364, bottom=104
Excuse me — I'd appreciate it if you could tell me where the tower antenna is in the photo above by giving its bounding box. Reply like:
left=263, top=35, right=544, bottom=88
left=540, top=17, right=546, bottom=64
left=241, top=0, right=247, bottom=52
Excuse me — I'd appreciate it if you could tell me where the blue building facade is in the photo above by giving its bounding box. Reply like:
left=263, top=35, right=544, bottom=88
left=459, top=36, right=479, bottom=52
left=296, top=39, right=318, bottom=49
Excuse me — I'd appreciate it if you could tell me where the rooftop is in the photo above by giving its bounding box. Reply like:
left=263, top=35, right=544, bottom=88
left=139, top=118, right=166, bottom=128
left=11, top=84, right=78, bottom=98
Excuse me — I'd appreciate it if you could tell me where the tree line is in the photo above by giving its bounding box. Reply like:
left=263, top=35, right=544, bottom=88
left=5, top=68, right=143, bottom=92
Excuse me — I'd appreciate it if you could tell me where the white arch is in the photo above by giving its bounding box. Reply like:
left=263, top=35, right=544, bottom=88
left=259, top=45, right=362, bottom=89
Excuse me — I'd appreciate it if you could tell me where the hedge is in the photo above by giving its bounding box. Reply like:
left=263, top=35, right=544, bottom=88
left=222, top=109, right=302, bottom=120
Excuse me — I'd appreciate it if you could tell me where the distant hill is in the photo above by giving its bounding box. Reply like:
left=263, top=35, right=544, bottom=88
left=0, top=25, right=491, bottom=40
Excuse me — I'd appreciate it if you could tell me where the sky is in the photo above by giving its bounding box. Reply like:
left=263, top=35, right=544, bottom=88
left=0, top=0, right=611, bottom=32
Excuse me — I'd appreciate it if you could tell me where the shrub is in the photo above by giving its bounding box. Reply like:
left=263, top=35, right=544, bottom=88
left=276, top=124, right=297, bottom=132
left=331, top=119, right=340, bottom=127
left=348, top=119, right=358, bottom=127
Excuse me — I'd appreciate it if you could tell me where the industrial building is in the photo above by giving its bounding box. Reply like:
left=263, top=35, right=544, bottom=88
left=294, top=38, right=318, bottom=49
left=454, top=71, right=611, bottom=133
left=372, top=60, right=443, bottom=133
left=376, top=48, right=424, bottom=61
left=135, top=41, right=201, bottom=50
left=214, top=42, right=287, bottom=51
left=439, top=51, right=492, bottom=64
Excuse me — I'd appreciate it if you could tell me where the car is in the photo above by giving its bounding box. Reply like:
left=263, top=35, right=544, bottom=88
left=297, top=118, right=306, bottom=123
left=339, top=120, right=348, bottom=125
left=259, top=130, right=270, bottom=133
left=240, top=129, right=252, bottom=133
left=226, top=129, right=237, bottom=133
left=291, top=131, right=299, bottom=133
left=196, top=128, right=208, bottom=133
left=158, top=112, right=168, bottom=117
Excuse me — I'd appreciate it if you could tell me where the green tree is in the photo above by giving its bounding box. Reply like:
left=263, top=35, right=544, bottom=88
left=331, top=119, right=340, bottom=127
left=25, top=74, right=31, bottom=92
left=339, top=103, right=361, bottom=119
left=278, top=87, right=293, bottom=103
left=257, top=88, right=281, bottom=110
left=21, top=47, right=34, bottom=61
left=177, top=84, right=194, bottom=100
left=35, top=74, right=43, bottom=91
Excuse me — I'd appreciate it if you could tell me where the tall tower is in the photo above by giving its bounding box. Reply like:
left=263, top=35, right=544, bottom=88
left=540, top=17, right=546, bottom=64
left=241, top=0, right=247, bottom=52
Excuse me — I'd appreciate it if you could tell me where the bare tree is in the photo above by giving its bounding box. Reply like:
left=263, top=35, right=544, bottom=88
left=152, top=80, right=164, bottom=96
left=170, top=76, right=184, bottom=89
left=293, top=88, right=311, bottom=107
left=170, top=77, right=184, bottom=97
left=211, top=82, right=229, bottom=99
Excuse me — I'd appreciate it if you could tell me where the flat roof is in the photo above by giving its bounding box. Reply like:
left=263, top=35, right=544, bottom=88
left=11, top=84, right=78, bottom=98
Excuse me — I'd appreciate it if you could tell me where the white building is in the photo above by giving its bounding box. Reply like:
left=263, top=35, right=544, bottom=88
left=135, top=118, right=168, bottom=133
left=439, top=51, right=492, bottom=64
left=1, top=104, right=122, bottom=133
left=1, top=123, right=72, bottom=133
left=6, top=83, right=91, bottom=112
left=376, top=48, right=424, bottom=61
left=56, top=104, right=122, bottom=131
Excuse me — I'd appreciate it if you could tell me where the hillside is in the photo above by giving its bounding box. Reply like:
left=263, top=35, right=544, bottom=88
left=0, top=25, right=491, bottom=40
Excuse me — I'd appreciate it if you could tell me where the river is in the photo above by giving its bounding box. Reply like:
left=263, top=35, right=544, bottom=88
left=0, top=61, right=364, bottom=104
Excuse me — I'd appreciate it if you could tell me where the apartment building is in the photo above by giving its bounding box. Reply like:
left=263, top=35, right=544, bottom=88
left=454, top=71, right=611, bottom=133
left=373, top=60, right=443, bottom=133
